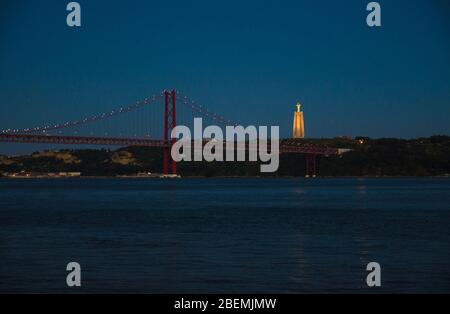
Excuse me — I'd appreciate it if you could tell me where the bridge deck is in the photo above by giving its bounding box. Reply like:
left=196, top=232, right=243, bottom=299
left=0, top=133, right=339, bottom=155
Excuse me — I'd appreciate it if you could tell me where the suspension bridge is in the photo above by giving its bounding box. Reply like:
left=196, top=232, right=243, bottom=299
left=0, top=90, right=338, bottom=177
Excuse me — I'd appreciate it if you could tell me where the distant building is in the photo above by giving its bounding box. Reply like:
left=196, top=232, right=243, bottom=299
left=292, top=102, right=305, bottom=139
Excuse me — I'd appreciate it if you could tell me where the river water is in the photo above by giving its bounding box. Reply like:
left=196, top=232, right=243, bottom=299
left=0, top=178, right=449, bottom=293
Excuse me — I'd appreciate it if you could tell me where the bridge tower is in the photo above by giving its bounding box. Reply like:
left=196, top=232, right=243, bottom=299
left=163, top=90, right=177, bottom=175
left=305, top=154, right=317, bottom=178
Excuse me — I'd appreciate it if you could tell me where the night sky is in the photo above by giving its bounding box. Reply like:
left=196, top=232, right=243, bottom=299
left=0, top=0, right=449, bottom=152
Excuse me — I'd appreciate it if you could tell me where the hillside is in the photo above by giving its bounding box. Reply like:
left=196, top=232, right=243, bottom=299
left=0, top=136, right=449, bottom=177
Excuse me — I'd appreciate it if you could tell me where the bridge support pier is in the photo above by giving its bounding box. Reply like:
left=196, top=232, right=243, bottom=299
left=305, top=154, right=317, bottom=178
left=163, top=90, right=177, bottom=176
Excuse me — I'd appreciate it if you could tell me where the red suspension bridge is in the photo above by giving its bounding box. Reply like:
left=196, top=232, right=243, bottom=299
left=0, top=90, right=338, bottom=176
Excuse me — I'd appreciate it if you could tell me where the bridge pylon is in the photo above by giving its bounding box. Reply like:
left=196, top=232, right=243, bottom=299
left=163, top=90, right=177, bottom=175
left=305, top=154, right=317, bottom=178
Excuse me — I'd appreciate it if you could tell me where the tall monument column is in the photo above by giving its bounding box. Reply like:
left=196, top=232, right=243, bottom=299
left=292, top=102, right=305, bottom=139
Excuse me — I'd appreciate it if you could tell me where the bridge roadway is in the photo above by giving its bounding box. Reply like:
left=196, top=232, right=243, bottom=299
left=0, top=133, right=339, bottom=156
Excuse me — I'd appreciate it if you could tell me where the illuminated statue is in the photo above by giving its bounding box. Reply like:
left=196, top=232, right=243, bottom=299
left=293, top=102, right=305, bottom=139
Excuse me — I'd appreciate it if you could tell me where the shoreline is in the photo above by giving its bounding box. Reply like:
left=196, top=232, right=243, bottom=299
left=1, top=175, right=449, bottom=180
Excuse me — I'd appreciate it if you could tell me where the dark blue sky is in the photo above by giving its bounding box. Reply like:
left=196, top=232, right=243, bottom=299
left=0, top=0, right=449, bottom=146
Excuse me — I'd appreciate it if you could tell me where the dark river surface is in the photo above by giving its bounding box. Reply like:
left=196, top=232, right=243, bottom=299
left=0, top=178, right=449, bottom=293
